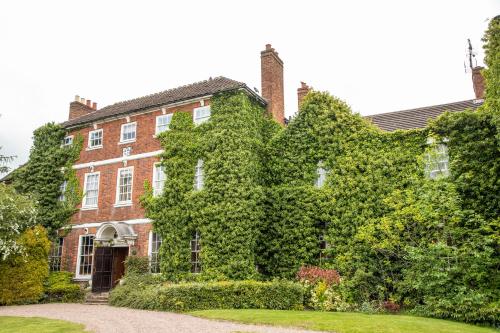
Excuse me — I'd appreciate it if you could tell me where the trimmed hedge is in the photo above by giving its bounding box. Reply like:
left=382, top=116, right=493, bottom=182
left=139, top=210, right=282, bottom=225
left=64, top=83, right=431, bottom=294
left=44, top=272, right=84, bottom=303
left=110, top=279, right=304, bottom=312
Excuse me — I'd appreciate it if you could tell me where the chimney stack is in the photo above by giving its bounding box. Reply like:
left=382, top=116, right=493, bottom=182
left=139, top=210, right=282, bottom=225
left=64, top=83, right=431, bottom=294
left=472, top=66, right=485, bottom=99
left=261, top=44, right=285, bottom=125
left=297, top=82, right=310, bottom=109
left=68, top=95, right=97, bottom=120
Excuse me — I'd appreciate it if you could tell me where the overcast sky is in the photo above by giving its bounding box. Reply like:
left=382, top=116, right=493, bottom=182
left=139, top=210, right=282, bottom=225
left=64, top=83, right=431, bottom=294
left=0, top=0, right=498, bottom=173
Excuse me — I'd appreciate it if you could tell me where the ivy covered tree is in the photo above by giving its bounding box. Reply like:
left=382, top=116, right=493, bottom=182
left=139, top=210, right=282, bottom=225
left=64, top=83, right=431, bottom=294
left=12, top=123, right=82, bottom=238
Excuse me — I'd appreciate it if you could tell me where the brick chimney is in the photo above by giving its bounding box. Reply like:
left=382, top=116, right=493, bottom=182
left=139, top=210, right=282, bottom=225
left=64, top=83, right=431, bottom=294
left=472, top=66, right=485, bottom=99
left=69, top=95, right=97, bottom=120
left=297, top=82, right=311, bottom=109
left=261, top=44, right=285, bottom=125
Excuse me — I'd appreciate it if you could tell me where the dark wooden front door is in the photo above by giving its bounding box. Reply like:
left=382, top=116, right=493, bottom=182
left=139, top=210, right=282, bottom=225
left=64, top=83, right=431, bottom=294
left=92, top=247, right=113, bottom=292
left=111, top=247, right=128, bottom=288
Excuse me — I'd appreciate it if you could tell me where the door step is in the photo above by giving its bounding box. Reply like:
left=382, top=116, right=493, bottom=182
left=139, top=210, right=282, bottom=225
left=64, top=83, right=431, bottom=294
left=85, top=292, right=109, bottom=305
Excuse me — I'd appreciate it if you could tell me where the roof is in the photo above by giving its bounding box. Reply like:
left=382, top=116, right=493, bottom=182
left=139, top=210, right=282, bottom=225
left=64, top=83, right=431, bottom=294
left=62, top=76, right=264, bottom=128
left=365, top=99, right=484, bottom=131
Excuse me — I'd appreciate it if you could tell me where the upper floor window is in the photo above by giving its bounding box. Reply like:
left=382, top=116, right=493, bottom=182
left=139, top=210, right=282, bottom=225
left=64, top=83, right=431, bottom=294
left=191, top=231, right=201, bottom=273
left=315, top=161, right=328, bottom=188
left=59, top=181, right=67, bottom=202
left=425, top=138, right=450, bottom=179
left=149, top=232, right=162, bottom=273
left=49, top=237, right=64, bottom=272
left=194, top=159, right=204, bottom=190
left=156, top=114, right=173, bottom=134
left=120, top=122, right=137, bottom=143
left=153, top=164, right=166, bottom=197
left=193, top=106, right=211, bottom=125
left=63, top=136, right=73, bottom=146
left=83, top=172, right=100, bottom=209
left=116, top=167, right=133, bottom=205
left=88, top=129, right=103, bottom=148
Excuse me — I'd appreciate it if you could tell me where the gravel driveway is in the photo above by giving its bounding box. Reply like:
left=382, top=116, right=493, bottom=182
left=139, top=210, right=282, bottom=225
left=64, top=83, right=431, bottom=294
left=0, top=303, right=324, bottom=333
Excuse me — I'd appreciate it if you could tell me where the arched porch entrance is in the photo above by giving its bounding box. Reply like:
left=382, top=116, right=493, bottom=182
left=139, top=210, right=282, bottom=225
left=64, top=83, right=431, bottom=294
left=91, top=223, right=137, bottom=292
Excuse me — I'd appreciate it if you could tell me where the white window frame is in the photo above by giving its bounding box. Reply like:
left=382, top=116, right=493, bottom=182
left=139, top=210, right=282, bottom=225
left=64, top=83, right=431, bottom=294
left=75, top=234, right=94, bottom=280
left=115, top=166, right=134, bottom=206
left=425, top=138, right=450, bottom=179
left=88, top=129, right=103, bottom=149
left=193, top=106, right=211, bottom=125
left=155, top=114, right=173, bottom=135
left=148, top=231, right=162, bottom=274
left=120, top=122, right=137, bottom=144
left=59, top=180, right=67, bottom=202
left=152, top=163, right=166, bottom=197
left=194, top=159, right=204, bottom=190
left=63, top=135, right=74, bottom=146
left=82, top=172, right=100, bottom=209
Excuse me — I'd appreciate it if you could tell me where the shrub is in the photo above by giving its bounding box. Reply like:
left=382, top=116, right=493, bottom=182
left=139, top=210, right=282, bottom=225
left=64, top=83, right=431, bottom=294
left=44, top=271, right=83, bottom=303
left=297, top=266, right=341, bottom=286
left=381, top=300, right=400, bottom=313
left=0, top=226, right=50, bottom=305
left=124, top=255, right=150, bottom=275
left=110, top=280, right=304, bottom=312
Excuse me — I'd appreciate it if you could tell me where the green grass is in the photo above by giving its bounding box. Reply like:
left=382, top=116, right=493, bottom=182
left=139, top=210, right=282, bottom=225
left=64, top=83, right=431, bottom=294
left=191, top=309, right=498, bottom=333
left=0, top=316, right=87, bottom=333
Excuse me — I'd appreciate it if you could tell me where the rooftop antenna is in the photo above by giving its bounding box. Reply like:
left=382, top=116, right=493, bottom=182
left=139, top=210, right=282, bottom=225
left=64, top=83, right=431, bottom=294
left=465, top=38, right=477, bottom=73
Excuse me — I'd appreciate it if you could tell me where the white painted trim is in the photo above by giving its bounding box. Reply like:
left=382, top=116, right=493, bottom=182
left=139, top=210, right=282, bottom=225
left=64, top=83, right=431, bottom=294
left=119, top=122, right=137, bottom=144
left=82, top=172, right=100, bottom=209
left=75, top=234, right=95, bottom=280
left=70, top=218, right=152, bottom=229
left=88, top=129, right=103, bottom=149
left=148, top=230, right=153, bottom=258
left=193, top=106, right=211, bottom=125
left=155, top=114, right=173, bottom=135
left=73, top=150, right=163, bottom=170
left=63, top=135, right=74, bottom=146
left=115, top=166, right=134, bottom=205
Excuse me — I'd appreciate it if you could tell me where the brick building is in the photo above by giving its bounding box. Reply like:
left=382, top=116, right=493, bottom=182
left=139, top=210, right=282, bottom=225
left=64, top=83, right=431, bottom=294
left=45, top=44, right=484, bottom=292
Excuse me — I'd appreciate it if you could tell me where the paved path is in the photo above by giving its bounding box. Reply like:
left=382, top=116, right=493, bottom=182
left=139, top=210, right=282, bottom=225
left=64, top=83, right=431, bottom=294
left=0, top=303, right=324, bottom=333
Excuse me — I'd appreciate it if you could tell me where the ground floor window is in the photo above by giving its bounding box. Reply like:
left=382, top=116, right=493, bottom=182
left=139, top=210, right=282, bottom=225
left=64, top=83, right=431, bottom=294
left=49, top=237, right=64, bottom=272
left=77, top=235, right=94, bottom=277
left=149, top=232, right=162, bottom=273
left=190, top=231, right=201, bottom=273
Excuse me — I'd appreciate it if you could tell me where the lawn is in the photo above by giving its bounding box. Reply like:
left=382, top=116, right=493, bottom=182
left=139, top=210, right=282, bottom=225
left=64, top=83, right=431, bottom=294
left=0, top=316, right=87, bottom=333
left=191, top=309, right=498, bottom=333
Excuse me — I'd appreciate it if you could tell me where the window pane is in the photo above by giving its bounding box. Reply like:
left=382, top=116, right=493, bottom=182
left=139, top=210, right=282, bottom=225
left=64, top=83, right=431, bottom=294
left=121, top=123, right=136, bottom=142
left=156, top=114, right=172, bottom=134
left=89, top=130, right=102, bottom=147
left=153, top=165, right=166, bottom=197
left=150, top=232, right=162, bottom=273
left=84, top=174, right=99, bottom=207
left=193, top=107, right=211, bottom=125
left=78, top=235, right=94, bottom=276
left=191, top=231, right=201, bottom=273
left=194, top=159, right=204, bottom=190
left=49, top=237, right=64, bottom=272
left=117, top=168, right=133, bottom=203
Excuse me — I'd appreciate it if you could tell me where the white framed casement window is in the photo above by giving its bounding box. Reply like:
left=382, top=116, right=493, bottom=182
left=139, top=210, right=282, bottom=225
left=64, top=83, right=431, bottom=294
left=155, top=114, right=173, bottom=135
left=194, top=159, right=204, bottom=190
left=314, top=161, right=328, bottom=188
left=59, top=180, right=67, bottom=202
left=425, top=143, right=450, bottom=179
left=193, top=106, right=211, bottom=125
left=148, top=231, right=162, bottom=273
left=190, top=231, right=201, bottom=273
left=76, top=234, right=94, bottom=279
left=88, top=129, right=103, bottom=149
left=152, top=163, right=166, bottom=197
left=120, top=122, right=137, bottom=143
left=115, top=167, right=134, bottom=206
left=63, top=135, right=74, bottom=146
left=82, top=172, right=100, bottom=209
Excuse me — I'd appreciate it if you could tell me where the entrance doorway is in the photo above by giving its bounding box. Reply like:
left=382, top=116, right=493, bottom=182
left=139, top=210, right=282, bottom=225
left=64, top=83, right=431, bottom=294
left=92, top=246, right=129, bottom=292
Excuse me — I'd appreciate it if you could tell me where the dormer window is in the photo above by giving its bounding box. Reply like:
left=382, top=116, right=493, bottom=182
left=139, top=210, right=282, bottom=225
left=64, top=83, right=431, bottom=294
left=88, top=129, right=103, bottom=149
left=315, top=161, right=328, bottom=188
left=425, top=138, right=450, bottom=179
left=156, top=114, right=173, bottom=134
left=120, top=122, right=136, bottom=143
left=193, top=106, right=211, bottom=125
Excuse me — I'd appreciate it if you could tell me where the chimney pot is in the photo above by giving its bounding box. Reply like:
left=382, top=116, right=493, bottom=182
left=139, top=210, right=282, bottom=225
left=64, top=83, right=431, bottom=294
left=86, top=100, right=91, bottom=107
left=80, top=98, right=86, bottom=104
left=265, top=44, right=272, bottom=51
left=75, top=95, right=80, bottom=102
left=92, top=102, right=97, bottom=110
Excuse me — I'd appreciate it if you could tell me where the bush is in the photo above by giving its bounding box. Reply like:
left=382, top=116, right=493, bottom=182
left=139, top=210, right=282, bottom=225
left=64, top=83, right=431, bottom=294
left=297, top=266, right=341, bottom=286
left=110, top=279, right=304, bottom=312
left=124, top=255, right=150, bottom=275
left=44, top=272, right=84, bottom=303
left=0, top=226, right=50, bottom=305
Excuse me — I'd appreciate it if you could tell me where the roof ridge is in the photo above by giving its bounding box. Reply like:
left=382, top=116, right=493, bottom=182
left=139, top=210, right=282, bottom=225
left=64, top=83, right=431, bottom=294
left=99, top=76, right=239, bottom=111
left=366, top=99, right=477, bottom=118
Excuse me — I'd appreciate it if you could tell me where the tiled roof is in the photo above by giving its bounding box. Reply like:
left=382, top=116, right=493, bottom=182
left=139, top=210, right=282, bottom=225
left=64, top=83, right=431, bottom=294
left=365, top=99, right=484, bottom=131
left=62, top=76, right=263, bottom=128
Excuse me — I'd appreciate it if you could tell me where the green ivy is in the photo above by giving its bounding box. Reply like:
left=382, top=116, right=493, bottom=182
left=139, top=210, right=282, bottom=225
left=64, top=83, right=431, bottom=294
left=12, top=123, right=82, bottom=238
